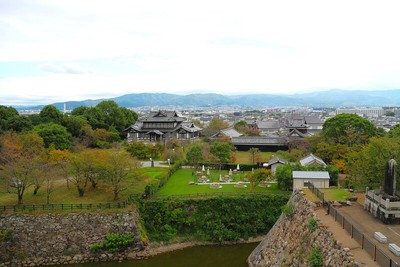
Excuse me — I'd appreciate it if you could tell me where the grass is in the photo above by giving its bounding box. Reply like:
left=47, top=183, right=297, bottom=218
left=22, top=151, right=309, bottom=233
left=156, top=168, right=282, bottom=196
left=320, top=188, right=353, bottom=202
left=0, top=167, right=169, bottom=206
left=233, top=151, right=274, bottom=164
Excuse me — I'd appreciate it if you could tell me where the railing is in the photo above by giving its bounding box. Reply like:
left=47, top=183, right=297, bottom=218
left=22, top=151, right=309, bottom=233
left=0, top=193, right=142, bottom=212
left=307, top=184, right=399, bottom=267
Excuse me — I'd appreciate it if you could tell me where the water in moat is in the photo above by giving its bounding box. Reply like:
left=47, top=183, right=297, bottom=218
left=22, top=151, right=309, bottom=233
left=63, top=242, right=258, bottom=267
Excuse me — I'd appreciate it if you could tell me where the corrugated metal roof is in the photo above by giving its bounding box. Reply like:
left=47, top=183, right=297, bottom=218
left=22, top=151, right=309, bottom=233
left=292, top=171, right=330, bottom=179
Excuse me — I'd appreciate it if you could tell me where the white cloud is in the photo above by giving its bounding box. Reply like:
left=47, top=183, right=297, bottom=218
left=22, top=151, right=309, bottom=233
left=2, top=0, right=400, bottom=104
left=40, top=63, right=93, bottom=74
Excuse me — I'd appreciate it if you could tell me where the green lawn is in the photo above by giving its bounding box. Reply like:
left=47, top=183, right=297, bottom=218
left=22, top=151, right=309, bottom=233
left=156, top=168, right=281, bottom=196
left=0, top=167, right=168, bottom=206
left=320, top=188, right=352, bottom=201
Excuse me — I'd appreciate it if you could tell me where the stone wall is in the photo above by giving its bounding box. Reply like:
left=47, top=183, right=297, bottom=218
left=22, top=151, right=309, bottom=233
left=248, top=191, right=356, bottom=267
left=0, top=210, right=145, bottom=266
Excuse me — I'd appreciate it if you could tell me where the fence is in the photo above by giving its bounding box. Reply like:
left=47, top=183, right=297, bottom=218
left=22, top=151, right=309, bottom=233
left=307, top=183, right=324, bottom=202
left=307, top=184, right=399, bottom=267
left=0, top=193, right=142, bottom=212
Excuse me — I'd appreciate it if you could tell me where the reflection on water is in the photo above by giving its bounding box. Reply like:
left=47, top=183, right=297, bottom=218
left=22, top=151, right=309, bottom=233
left=64, top=242, right=258, bottom=267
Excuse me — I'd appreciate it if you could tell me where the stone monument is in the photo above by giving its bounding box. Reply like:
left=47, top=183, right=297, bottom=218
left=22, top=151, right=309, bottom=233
left=364, top=159, right=400, bottom=224
left=384, top=159, right=397, bottom=196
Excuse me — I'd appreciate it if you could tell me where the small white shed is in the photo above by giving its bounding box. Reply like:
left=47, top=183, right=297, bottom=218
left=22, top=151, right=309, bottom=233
left=292, top=171, right=330, bottom=191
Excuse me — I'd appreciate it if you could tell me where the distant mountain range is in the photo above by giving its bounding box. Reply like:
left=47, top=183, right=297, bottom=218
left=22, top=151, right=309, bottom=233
left=13, top=89, right=400, bottom=110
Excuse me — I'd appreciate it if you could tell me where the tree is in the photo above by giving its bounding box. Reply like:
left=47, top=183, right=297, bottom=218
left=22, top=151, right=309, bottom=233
left=102, top=150, right=139, bottom=200
left=388, top=124, right=400, bottom=138
left=6, top=115, right=33, bottom=132
left=0, top=132, right=46, bottom=204
left=61, top=115, right=88, bottom=138
left=33, top=123, right=73, bottom=150
left=186, top=145, right=204, bottom=168
left=39, top=105, right=63, bottom=124
left=322, top=113, right=377, bottom=146
left=202, top=117, right=230, bottom=137
left=234, top=120, right=247, bottom=132
left=126, top=142, right=150, bottom=159
left=0, top=105, right=18, bottom=133
left=248, top=168, right=271, bottom=192
left=210, top=141, right=232, bottom=171
left=276, top=164, right=294, bottom=191
left=48, top=149, right=70, bottom=189
left=347, top=137, right=400, bottom=189
left=248, top=147, right=262, bottom=164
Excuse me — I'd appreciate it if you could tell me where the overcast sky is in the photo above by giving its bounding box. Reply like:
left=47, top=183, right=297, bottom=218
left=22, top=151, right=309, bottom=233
left=2, top=0, right=400, bottom=105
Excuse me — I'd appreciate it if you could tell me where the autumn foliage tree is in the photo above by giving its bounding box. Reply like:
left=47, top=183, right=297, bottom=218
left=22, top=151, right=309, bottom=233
left=0, top=132, right=46, bottom=204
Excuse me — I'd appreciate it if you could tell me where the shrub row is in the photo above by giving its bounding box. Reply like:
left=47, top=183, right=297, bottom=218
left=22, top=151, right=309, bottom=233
left=138, top=194, right=289, bottom=243
left=144, top=161, right=182, bottom=197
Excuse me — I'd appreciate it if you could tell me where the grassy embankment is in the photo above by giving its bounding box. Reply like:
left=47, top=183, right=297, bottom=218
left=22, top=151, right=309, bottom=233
left=0, top=167, right=169, bottom=206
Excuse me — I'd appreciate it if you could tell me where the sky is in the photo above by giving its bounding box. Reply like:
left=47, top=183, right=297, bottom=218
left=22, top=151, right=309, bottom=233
left=2, top=1, right=400, bottom=105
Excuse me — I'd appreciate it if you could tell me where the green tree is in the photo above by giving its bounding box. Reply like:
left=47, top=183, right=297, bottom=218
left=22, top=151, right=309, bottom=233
left=276, top=164, right=294, bottom=191
left=0, top=106, right=19, bottom=133
left=61, top=115, right=88, bottom=138
left=33, top=123, right=73, bottom=150
left=388, top=124, right=400, bottom=138
left=203, top=117, right=230, bottom=137
left=248, top=168, right=270, bottom=192
left=39, top=105, right=63, bottom=124
left=210, top=141, right=232, bottom=171
left=348, top=137, right=400, bottom=189
left=126, top=142, right=150, bottom=159
left=186, top=145, right=204, bottom=169
left=6, top=115, right=33, bottom=132
left=322, top=113, right=377, bottom=146
left=234, top=120, right=247, bottom=132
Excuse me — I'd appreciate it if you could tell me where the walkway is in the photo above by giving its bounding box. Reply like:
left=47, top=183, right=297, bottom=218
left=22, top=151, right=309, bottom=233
left=315, top=208, right=379, bottom=267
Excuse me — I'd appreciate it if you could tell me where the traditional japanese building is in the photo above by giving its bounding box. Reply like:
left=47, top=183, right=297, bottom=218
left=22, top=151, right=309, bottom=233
left=124, top=110, right=202, bottom=143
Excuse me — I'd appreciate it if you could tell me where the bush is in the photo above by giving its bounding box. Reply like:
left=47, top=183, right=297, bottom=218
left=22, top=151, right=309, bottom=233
left=138, top=195, right=289, bottom=243
left=144, top=161, right=182, bottom=198
left=308, top=246, right=323, bottom=267
left=308, top=217, right=317, bottom=231
left=90, top=233, right=135, bottom=253
left=281, top=204, right=294, bottom=217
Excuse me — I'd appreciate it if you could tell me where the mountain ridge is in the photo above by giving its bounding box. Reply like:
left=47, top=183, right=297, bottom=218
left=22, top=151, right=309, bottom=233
left=12, top=89, right=400, bottom=110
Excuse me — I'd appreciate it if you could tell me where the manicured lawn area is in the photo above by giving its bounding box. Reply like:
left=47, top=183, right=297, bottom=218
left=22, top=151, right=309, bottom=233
left=156, top=168, right=282, bottom=196
left=321, top=188, right=353, bottom=201
left=0, top=167, right=168, bottom=206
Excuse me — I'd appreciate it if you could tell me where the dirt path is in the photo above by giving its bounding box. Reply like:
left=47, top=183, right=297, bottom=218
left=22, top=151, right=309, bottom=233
left=315, top=208, right=379, bottom=267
